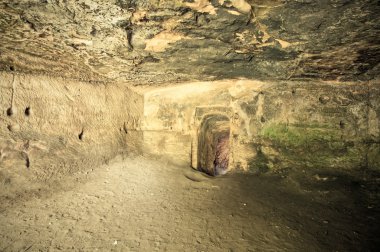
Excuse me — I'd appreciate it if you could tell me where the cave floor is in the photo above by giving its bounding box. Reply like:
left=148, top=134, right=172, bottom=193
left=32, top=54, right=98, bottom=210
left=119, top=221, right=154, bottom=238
left=0, top=156, right=379, bottom=251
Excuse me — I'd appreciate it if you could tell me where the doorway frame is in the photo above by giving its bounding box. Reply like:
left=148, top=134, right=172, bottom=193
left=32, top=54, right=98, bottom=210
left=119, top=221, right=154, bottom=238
left=191, top=106, right=233, bottom=172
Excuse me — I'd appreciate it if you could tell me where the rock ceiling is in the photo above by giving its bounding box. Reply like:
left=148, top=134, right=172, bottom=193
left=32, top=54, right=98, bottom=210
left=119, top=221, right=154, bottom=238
left=0, top=0, right=379, bottom=84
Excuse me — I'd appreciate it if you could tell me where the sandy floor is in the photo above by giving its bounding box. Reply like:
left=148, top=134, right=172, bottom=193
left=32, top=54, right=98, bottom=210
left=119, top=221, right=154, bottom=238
left=0, top=156, right=379, bottom=251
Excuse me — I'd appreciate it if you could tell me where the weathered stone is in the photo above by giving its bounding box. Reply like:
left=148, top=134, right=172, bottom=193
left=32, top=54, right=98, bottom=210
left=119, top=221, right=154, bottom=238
left=0, top=0, right=378, bottom=83
left=7, top=124, right=20, bottom=132
left=368, top=144, right=380, bottom=170
left=319, top=95, right=330, bottom=104
left=0, top=72, right=141, bottom=196
left=123, top=79, right=377, bottom=173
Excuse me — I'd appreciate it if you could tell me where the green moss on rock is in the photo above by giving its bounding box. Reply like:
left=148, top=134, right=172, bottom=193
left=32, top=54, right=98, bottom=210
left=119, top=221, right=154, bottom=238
left=368, top=144, right=380, bottom=170
left=261, top=123, right=341, bottom=147
left=255, top=123, right=366, bottom=169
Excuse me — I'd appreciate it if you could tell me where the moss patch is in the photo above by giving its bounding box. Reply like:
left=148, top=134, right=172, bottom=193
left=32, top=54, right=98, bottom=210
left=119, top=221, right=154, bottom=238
left=261, top=123, right=341, bottom=147
left=368, top=143, right=380, bottom=170
left=257, top=123, right=366, bottom=169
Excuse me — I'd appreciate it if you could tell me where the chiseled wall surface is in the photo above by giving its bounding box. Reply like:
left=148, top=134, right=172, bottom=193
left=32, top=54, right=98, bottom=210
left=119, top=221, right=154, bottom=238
left=135, top=80, right=266, bottom=166
left=2, top=71, right=377, bottom=199
left=237, top=80, right=380, bottom=172
left=136, top=80, right=380, bottom=172
left=0, top=72, right=142, bottom=197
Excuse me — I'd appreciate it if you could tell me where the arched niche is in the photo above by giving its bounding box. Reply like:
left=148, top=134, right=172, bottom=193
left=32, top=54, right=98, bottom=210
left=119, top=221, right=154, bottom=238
left=197, top=114, right=231, bottom=176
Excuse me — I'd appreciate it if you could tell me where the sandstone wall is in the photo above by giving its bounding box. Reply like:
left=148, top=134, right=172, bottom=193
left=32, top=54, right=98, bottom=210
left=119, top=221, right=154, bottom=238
left=0, top=72, right=141, bottom=197
left=238, top=80, right=379, bottom=172
left=134, top=80, right=380, bottom=172
left=135, top=80, right=266, bottom=165
left=2, top=73, right=377, bottom=195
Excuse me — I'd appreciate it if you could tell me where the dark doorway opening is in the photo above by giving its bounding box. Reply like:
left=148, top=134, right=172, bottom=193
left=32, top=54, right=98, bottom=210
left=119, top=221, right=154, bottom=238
left=198, top=115, right=230, bottom=176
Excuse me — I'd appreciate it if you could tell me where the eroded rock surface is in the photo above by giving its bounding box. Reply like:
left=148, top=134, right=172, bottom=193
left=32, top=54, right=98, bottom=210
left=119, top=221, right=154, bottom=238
left=1, top=156, right=379, bottom=251
left=1, top=0, right=379, bottom=83
left=134, top=79, right=380, bottom=172
left=0, top=72, right=142, bottom=199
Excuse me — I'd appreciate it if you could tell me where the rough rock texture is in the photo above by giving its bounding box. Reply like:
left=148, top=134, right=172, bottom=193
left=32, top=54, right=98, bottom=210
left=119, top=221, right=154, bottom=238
left=0, top=72, right=141, bottom=198
left=1, top=156, right=379, bottom=251
left=131, top=79, right=379, bottom=172
left=0, top=0, right=379, bottom=192
left=241, top=80, right=380, bottom=172
left=214, top=131, right=230, bottom=175
left=0, top=1, right=379, bottom=247
left=0, top=0, right=379, bottom=83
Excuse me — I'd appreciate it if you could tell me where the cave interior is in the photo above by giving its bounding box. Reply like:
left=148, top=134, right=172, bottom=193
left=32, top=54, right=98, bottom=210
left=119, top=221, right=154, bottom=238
left=0, top=0, right=379, bottom=251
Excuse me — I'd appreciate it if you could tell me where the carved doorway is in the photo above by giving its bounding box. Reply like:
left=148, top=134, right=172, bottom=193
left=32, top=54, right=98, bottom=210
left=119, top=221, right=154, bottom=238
left=197, top=114, right=230, bottom=176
